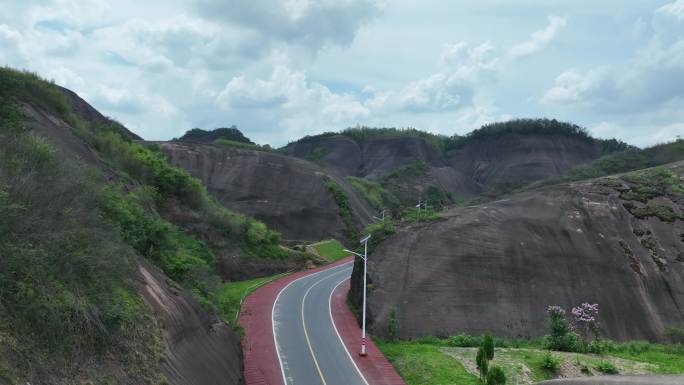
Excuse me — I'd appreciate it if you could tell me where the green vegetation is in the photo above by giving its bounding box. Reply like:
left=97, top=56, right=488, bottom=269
left=0, top=67, right=306, bottom=380
left=540, top=351, right=561, bottom=373
left=0, top=95, right=164, bottom=381
left=311, top=239, right=349, bottom=262
left=360, top=220, right=397, bottom=254
left=400, top=206, right=442, bottom=222
left=532, top=139, right=684, bottom=190
left=376, top=340, right=480, bottom=385
left=380, top=334, right=684, bottom=385
left=595, top=360, right=619, bottom=374
left=323, top=176, right=357, bottom=240
left=614, top=166, right=684, bottom=222
left=446, top=118, right=629, bottom=154
left=290, top=126, right=456, bottom=153
left=347, top=176, right=401, bottom=213
left=215, top=273, right=289, bottom=329
left=214, top=138, right=273, bottom=152
left=476, top=346, right=489, bottom=381
left=304, top=147, right=330, bottom=163
left=176, top=126, right=253, bottom=144
left=486, top=366, right=506, bottom=385
left=382, top=160, right=430, bottom=182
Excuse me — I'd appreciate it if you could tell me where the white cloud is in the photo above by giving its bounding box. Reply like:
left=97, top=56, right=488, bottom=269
left=656, top=0, right=684, bottom=21
left=509, top=16, right=567, bottom=57
left=396, top=41, right=499, bottom=112
left=217, top=65, right=370, bottom=143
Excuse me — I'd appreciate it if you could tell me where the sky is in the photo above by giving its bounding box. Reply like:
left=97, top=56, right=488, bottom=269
left=1, top=0, right=683, bottom=147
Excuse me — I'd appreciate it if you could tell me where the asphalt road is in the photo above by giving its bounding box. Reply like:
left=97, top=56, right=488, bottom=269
left=272, top=261, right=369, bottom=385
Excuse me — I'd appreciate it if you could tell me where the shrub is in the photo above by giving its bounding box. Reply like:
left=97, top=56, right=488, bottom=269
left=448, top=334, right=482, bottom=347
left=323, top=176, right=356, bottom=240
left=666, top=326, right=684, bottom=344
left=347, top=176, right=400, bottom=213
left=595, top=360, right=618, bottom=374
left=484, top=332, right=495, bottom=360
left=587, top=339, right=614, bottom=355
left=486, top=365, right=506, bottom=385
left=0, top=125, right=161, bottom=377
left=544, top=305, right=582, bottom=352
left=476, top=346, right=489, bottom=381
left=540, top=351, right=561, bottom=373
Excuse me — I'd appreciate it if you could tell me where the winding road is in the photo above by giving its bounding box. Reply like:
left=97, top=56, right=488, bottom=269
left=272, top=261, right=369, bottom=385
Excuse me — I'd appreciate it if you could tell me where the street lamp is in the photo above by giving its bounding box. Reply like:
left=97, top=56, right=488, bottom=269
left=344, top=233, right=371, bottom=357
left=372, top=209, right=385, bottom=222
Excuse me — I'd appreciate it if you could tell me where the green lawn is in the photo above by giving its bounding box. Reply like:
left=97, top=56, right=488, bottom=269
left=375, top=340, right=480, bottom=385
left=311, top=239, right=349, bottom=262
left=377, top=337, right=684, bottom=385
left=216, top=273, right=288, bottom=328
left=612, top=347, right=684, bottom=374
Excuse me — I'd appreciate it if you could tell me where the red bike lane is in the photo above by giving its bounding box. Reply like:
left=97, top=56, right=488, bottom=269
left=239, top=256, right=405, bottom=385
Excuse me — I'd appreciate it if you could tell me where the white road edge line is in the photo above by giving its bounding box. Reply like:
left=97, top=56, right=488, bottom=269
left=272, top=261, right=353, bottom=385
left=329, top=277, right=371, bottom=385
left=300, top=268, right=353, bottom=385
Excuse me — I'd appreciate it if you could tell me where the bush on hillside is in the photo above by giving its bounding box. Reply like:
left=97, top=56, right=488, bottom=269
left=0, top=120, right=162, bottom=380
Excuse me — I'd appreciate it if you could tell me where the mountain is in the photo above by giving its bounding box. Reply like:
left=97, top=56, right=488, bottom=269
left=354, top=160, right=684, bottom=342
left=282, top=122, right=630, bottom=206
left=175, top=126, right=253, bottom=144
left=158, top=141, right=374, bottom=242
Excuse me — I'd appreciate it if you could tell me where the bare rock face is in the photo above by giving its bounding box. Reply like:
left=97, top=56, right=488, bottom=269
left=158, top=142, right=374, bottom=242
left=138, top=262, right=244, bottom=385
left=283, top=133, right=607, bottom=201
left=361, top=163, right=684, bottom=341
left=446, top=133, right=605, bottom=194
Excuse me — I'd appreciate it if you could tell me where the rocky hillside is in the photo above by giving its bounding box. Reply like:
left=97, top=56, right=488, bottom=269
left=158, top=141, right=374, bottom=242
left=358, top=161, right=684, bottom=342
left=0, top=68, right=273, bottom=384
left=282, top=122, right=629, bottom=205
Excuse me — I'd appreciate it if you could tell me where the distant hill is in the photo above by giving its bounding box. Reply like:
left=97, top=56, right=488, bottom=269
left=282, top=120, right=630, bottom=205
left=175, top=126, right=253, bottom=144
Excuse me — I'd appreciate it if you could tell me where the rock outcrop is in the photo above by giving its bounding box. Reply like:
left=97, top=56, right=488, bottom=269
left=159, top=142, right=374, bottom=242
left=359, top=162, right=684, bottom=341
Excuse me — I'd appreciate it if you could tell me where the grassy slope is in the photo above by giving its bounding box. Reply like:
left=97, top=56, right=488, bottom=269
left=376, top=341, right=480, bottom=385
left=216, top=272, right=291, bottom=329
left=0, top=67, right=303, bottom=383
left=378, top=339, right=684, bottom=385
left=530, top=140, right=684, bottom=190
left=311, top=239, right=349, bottom=262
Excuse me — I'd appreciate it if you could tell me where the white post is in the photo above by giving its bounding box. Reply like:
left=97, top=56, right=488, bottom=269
left=361, top=237, right=368, bottom=356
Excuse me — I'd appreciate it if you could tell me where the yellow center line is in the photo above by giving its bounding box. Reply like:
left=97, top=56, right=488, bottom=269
left=300, top=267, right=352, bottom=385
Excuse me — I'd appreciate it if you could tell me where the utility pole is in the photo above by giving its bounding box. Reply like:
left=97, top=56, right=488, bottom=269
left=344, top=233, right=371, bottom=357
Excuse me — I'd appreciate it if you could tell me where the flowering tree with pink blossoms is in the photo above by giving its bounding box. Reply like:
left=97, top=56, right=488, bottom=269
left=571, top=303, right=600, bottom=341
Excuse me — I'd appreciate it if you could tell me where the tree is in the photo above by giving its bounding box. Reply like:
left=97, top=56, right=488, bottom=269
left=483, top=332, right=494, bottom=360
left=476, top=346, right=489, bottom=381
left=487, top=366, right=506, bottom=385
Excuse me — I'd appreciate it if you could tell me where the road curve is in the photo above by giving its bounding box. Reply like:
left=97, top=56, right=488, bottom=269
left=272, top=261, right=368, bottom=385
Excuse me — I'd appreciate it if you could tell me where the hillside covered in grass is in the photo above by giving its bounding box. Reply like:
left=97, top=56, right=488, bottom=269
left=0, top=67, right=306, bottom=384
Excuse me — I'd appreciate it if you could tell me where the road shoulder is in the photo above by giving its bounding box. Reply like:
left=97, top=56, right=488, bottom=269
left=330, top=280, right=407, bottom=385
left=239, top=257, right=354, bottom=385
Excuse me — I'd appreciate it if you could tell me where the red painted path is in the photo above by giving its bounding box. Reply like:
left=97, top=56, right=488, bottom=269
left=239, top=257, right=406, bottom=385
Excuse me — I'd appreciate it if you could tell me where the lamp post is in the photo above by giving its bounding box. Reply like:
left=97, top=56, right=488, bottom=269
left=344, top=233, right=371, bottom=357
left=372, top=209, right=385, bottom=222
